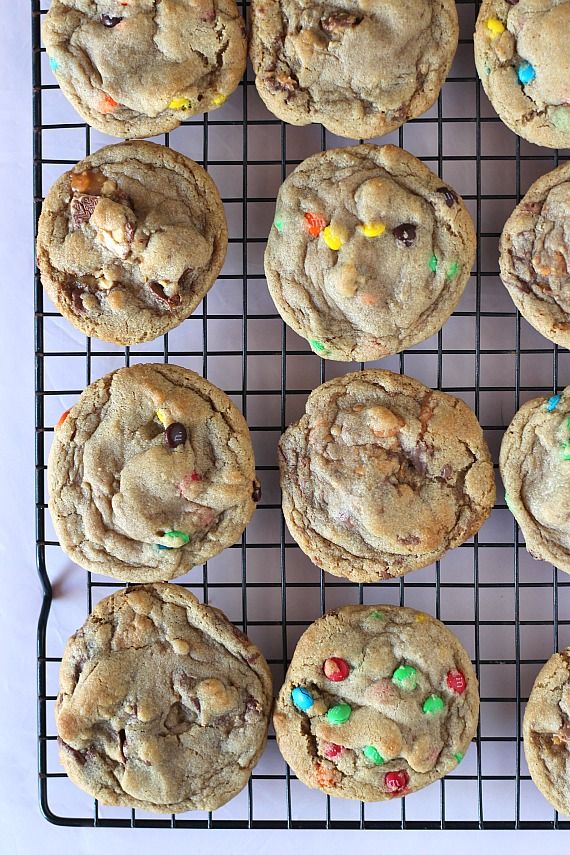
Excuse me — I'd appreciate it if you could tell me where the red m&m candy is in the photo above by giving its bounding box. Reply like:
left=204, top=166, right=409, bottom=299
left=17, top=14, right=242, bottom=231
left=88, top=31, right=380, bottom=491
left=446, top=670, right=467, bottom=694
left=324, top=742, right=344, bottom=759
left=304, top=211, right=327, bottom=237
left=384, top=770, right=409, bottom=794
left=323, top=657, right=350, bottom=682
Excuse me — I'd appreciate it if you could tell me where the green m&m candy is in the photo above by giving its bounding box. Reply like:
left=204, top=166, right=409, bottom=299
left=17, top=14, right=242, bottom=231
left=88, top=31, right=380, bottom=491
left=422, top=694, right=445, bottom=715
left=392, top=665, right=418, bottom=692
left=363, top=745, right=385, bottom=765
left=327, top=703, right=352, bottom=725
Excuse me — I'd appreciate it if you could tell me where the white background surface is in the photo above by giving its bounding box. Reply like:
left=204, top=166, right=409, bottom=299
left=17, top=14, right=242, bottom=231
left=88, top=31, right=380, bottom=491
left=0, top=1, right=568, bottom=852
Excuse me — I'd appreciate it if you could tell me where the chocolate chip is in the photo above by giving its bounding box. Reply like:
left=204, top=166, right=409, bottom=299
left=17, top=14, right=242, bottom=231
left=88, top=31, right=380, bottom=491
left=147, top=281, right=182, bottom=308
left=436, top=187, right=458, bottom=207
left=505, top=0, right=519, bottom=5
left=101, top=14, right=123, bottom=26
left=321, top=11, right=359, bottom=31
left=165, top=422, right=187, bottom=448
left=71, top=286, right=86, bottom=315
left=392, top=223, right=416, bottom=247
left=252, top=479, right=262, bottom=502
left=124, top=221, right=135, bottom=243
left=265, top=74, right=298, bottom=93
left=70, top=194, right=99, bottom=227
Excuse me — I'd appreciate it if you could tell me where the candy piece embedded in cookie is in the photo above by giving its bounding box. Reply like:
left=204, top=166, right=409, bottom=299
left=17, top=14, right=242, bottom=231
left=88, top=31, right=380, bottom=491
left=279, top=369, right=495, bottom=583
left=48, top=363, right=259, bottom=583
left=265, top=145, right=476, bottom=362
left=273, top=605, right=479, bottom=801
left=499, top=162, right=570, bottom=348
left=474, top=0, right=570, bottom=148
left=250, top=0, right=458, bottom=139
left=42, top=0, right=246, bottom=138
left=523, top=648, right=570, bottom=816
left=500, top=386, right=570, bottom=573
left=37, top=142, right=227, bottom=345
left=56, top=584, right=273, bottom=813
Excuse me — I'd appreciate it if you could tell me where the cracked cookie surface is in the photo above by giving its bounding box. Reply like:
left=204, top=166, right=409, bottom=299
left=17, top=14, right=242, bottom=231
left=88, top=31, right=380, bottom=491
left=250, top=0, right=458, bottom=139
left=56, top=584, right=273, bottom=813
left=523, top=648, right=570, bottom=816
left=500, top=387, right=570, bottom=573
left=279, top=369, right=495, bottom=582
left=273, top=604, right=479, bottom=801
left=499, top=163, right=570, bottom=349
left=474, top=0, right=570, bottom=148
left=48, top=363, right=259, bottom=582
left=265, top=145, right=476, bottom=362
left=37, top=142, right=227, bottom=345
left=43, top=0, right=246, bottom=138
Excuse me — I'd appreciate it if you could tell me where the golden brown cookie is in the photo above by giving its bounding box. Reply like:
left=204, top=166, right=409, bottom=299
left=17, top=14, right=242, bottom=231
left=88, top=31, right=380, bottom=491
left=43, top=0, right=247, bottom=138
left=37, top=142, right=227, bottom=346
left=56, top=584, right=273, bottom=813
left=279, top=369, right=495, bottom=582
left=48, top=363, right=259, bottom=583
left=274, top=605, right=479, bottom=801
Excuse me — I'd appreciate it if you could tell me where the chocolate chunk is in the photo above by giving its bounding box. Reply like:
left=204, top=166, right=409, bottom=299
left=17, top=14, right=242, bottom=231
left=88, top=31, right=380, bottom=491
left=70, top=194, right=99, bottom=227
left=436, top=187, right=459, bottom=207
left=147, top=281, right=182, bottom=308
left=505, top=0, right=519, bottom=5
left=124, top=221, right=135, bottom=243
left=71, top=286, right=86, bottom=316
left=392, top=223, right=417, bottom=247
left=321, top=11, right=359, bottom=32
left=440, top=463, right=453, bottom=481
left=165, top=422, right=188, bottom=448
left=252, top=479, right=262, bottom=502
left=265, top=73, right=298, bottom=93
left=101, top=14, right=123, bottom=27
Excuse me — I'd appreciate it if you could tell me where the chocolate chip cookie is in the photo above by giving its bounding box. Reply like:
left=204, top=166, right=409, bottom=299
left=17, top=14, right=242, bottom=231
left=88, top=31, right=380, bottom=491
left=500, top=388, right=570, bottom=573
left=43, top=0, right=246, bottom=139
left=279, top=369, right=495, bottom=583
left=474, top=0, right=570, bottom=149
left=37, top=142, right=227, bottom=345
left=499, top=162, right=570, bottom=348
left=265, top=145, right=476, bottom=362
left=56, top=584, right=272, bottom=813
left=250, top=0, right=458, bottom=140
left=273, top=604, right=479, bottom=801
left=523, top=648, right=570, bottom=816
left=48, top=363, right=259, bottom=583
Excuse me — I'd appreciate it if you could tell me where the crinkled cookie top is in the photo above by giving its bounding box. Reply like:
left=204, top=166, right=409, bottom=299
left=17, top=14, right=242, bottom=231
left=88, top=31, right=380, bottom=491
left=273, top=605, right=479, bottom=802
left=523, top=648, right=570, bottom=816
left=56, top=584, right=272, bottom=813
left=279, top=369, right=495, bottom=582
left=42, top=0, right=247, bottom=138
left=265, top=145, right=476, bottom=362
left=500, top=387, right=570, bottom=573
left=250, top=0, right=458, bottom=139
left=500, top=162, right=570, bottom=349
left=474, top=0, right=570, bottom=148
left=48, top=363, right=259, bottom=583
left=37, top=142, right=227, bottom=345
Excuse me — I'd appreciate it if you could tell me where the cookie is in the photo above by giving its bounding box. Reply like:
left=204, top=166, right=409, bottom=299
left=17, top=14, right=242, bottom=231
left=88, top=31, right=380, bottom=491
left=56, top=584, right=273, bottom=813
left=48, top=363, right=259, bottom=583
left=265, top=145, right=476, bottom=362
left=523, top=648, right=570, bottom=816
left=500, top=388, right=570, bottom=573
left=37, top=142, right=227, bottom=346
left=279, top=369, right=495, bottom=583
left=250, top=0, right=458, bottom=140
left=42, top=0, right=247, bottom=139
left=499, top=162, right=570, bottom=348
left=474, top=0, right=570, bottom=149
left=273, top=604, right=479, bottom=801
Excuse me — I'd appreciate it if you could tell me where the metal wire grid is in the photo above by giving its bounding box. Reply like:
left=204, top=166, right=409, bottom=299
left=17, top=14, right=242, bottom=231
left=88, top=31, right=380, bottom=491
left=33, top=0, right=570, bottom=831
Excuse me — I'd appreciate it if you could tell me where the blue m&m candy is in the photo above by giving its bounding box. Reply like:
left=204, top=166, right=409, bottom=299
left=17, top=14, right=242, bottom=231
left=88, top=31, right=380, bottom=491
left=517, top=62, right=536, bottom=85
left=291, top=686, right=314, bottom=711
left=546, top=394, right=561, bottom=412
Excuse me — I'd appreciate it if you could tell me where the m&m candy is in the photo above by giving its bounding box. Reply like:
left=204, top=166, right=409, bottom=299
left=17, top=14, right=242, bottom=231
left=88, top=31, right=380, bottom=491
left=291, top=686, right=314, bottom=711
left=517, top=62, right=536, bottom=85
left=324, top=742, right=344, bottom=758
left=327, top=703, right=352, bottom=725
left=384, top=770, right=409, bottom=793
left=546, top=394, right=561, bottom=412
left=392, top=665, right=418, bottom=691
left=363, top=745, right=385, bottom=765
left=446, top=670, right=467, bottom=694
left=422, top=694, right=445, bottom=715
left=323, top=657, right=350, bottom=682
left=304, top=212, right=327, bottom=237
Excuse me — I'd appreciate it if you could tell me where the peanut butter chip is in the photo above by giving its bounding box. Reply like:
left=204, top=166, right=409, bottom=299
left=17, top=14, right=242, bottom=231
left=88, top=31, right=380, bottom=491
left=171, top=638, right=190, bottom=655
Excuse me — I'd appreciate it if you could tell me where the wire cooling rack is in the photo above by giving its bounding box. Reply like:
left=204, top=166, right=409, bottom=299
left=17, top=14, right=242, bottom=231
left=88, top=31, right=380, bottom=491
left=34, top=0, right=570, bottom=831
